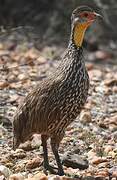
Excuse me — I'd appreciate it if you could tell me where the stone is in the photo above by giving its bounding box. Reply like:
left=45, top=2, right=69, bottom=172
left=112, top=86, right=117, bottom=93
left=62, top=177, right=79, bottom=180
left=30, top=172, right=47, bottom=180
left=26, top=173, right=48, bottom=180
left=47, top=175, right=76, bottom=180
left=109, top=124, right=117, bottom=132
left=0, top=165, right=11, bottom=179
left=19, top=141, right=35, bottom=151
left=109, top=166, right=117, bottom=177
left=82, top=176, right=95, bottom=180
left=10, top=149, right=26, bottom=159
left=104, top=146, right=113, bottom=154
left=95, top=50, right=111, bottom=60
left=62, top=151, right=89, bottom=170
left=112, top=171, right=117, bottom=177
left=80, top=111, right=92, bottom=124
left=87, top=149, right=97, bottom=160
left=86, top=63, right=94, bottom=71
left=0, top=175, right=6, bottom=180
left=9, top=173, right=24, bottom=180
left=94, top=176, right=106, bottom=180
left=31, top=134, right=41, bottom=148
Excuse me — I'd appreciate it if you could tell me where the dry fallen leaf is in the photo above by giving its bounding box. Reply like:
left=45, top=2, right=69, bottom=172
left=104, top=78, right=117, bottom=86
left=26, top=157, right=42, bottom=169
left=0, top=81, right=9, bottom=89
left=91, top=157, right=108, bottom=165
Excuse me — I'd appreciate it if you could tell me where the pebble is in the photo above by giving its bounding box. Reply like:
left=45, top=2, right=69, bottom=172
left=24, top=48, right=39, bottom=59
left=112, top=171, right=117, bottom=177
left=80, top=111, right=92, bottom=124
left=48, top=175, right=77, bottom=180
left=88, top=69, right=102, bottom=80
left=37, top=56, right=47, bottom=65
left=87, top=150, right=97, bottom=160
left=110, top=115, right=117, bottom=125
left=10, top=149, right=26, bottom=159
left=19, top=141, right=35, bottom=151
left=14, top=164, right=25, bottom=172
left=109, top=124, right=117, bottom=132
left=18, top=74, right=28, bottom=81
left=86, top=63, right=94, bottom=71
left=62, top=177, right=79, bottom=180
left=5, top=162, right=14, bottom=168
left=84, top=98, right=97, bottom=110
left=109, top=166, right=117, bottom=177
left=25, top=173, right=47, bottom=180
left=32, top=134, right=41, bottom=147
left=104, top=145, right=113, bottom=154
left=82, top=176, right=95, bottom=180
left=112, top=86, right=117, bottom=93
left=0, top=165, right=11, bottom=179
left=108, top=151, right=116, bottom=158
left=95, top=50, right=111, bottom=60
left=0, top=43, right=4, bottom=49
left=9, top=173, right=24, bottom=180
left=0, top=175, right=6, bottom=180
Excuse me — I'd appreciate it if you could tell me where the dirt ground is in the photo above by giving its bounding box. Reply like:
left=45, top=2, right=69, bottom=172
left=0, top=31, right=117, bottom=180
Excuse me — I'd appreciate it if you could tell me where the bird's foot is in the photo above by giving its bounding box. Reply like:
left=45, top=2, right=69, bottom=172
left=43, top=164, right=64, bottom=175
left=58, top=169, right=64, bottom=176
left=43, top=164, right=58, bottom=175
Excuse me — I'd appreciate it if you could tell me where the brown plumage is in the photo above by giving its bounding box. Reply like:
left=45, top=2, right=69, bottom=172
left=13, top=6, right=101, bottom=175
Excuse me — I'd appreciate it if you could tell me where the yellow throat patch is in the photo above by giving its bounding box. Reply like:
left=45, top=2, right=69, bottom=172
left=73, top=21, right=91, bottom=47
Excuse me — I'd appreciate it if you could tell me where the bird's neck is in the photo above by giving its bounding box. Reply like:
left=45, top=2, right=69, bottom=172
left=67, top=42, right=84, bottom=71
left=70, top=22, right=89, bottom=47
left=57, top=43, right=88, bottom=99
left=63, top=42, right=85, bottom=83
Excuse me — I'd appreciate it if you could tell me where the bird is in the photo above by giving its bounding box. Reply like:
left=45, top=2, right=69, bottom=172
left=12, top=6, right=102, bottom=175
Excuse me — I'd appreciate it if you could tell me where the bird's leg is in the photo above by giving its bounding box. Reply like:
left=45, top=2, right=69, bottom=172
left=41, top=135, right=56, bottom=174
left=51, top=137, right=64, bottom=176
left=41, top=135, right=49, bottom=170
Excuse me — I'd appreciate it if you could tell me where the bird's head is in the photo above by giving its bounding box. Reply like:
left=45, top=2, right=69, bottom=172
left=71, top=6, right=102, bottom=47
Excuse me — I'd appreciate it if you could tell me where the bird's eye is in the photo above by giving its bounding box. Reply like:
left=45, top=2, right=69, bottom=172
left=83, top=12, right=89, bottom=18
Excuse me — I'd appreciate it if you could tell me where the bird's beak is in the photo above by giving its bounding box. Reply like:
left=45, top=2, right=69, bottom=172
left=94, top=12, right=103, bottom=20
left=88, top=12, right=103, bottom=23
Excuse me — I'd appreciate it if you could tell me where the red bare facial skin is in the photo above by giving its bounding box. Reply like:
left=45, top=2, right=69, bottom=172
left=79, top=11, right=100, bottom=22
